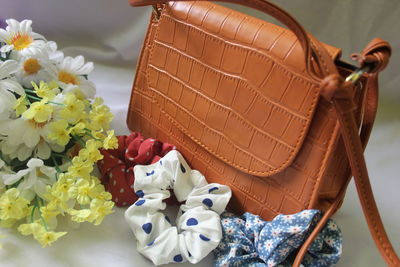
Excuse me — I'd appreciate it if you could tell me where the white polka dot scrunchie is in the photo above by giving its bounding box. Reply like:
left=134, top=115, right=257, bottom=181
left=124, top=150, right=232, bottom=265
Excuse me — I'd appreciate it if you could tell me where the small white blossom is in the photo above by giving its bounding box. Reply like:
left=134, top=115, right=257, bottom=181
left=1, top=158, right=56, bottom=200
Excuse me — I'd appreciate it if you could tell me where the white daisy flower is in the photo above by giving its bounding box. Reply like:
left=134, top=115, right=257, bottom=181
left=265, top=239, right=274, bottom=251
left=228, top=248, right=237, bottom=257
left=235, top=218, right=243, bottom=225
left=327, top=220, right=338, bottom=231
left=0, top=117, right=63, bottom=161
left=267, top=259, right=277, bottom=267
left=54, top=55, right=96, bottom=99
left=281, top=214, right=294, bottom=223
left=255, top=218, right=263, bottom=225
left=324, top=236, right=336, bottom=246
left=288, top=225, right=302, bottom=234
left=222, top=218, right=231, bottom=225
left=271, top=227, right=282, bottom=238
left=299, top=210, right=313, bottom=219
left=45, top=41, right=64, bottom=64
left=1, top=158, right=56, bottom=200
left=0, top=19, right=46, bottom=58
left=0, top=60, right=25, bottom=113
left=14, top=44, right=58, bottom=88
left=225, top=226, right=235, bottom=235
left=278, top=247, right=290, bottom=257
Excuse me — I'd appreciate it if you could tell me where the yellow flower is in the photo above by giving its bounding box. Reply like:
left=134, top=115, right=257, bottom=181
left=60, top=93, right=85, bottom=123
left=96, top=191, right=112, bottom=201
left=36, top=230, right=67, bottom=247
left=92, top=97, right=104, bottom=108
left=69, top=209, right=91, bottom=223
left=31, top=81, right=56, bottom=100
left=50, top=174, right=76, bottom=201
left=47, top=119, right=71, bottom=146
left=67, top=156, right=93, bottom=180
left=18, top=222, right=44, bottom=237
left=45, top=198, right=70, bottom=214
left=86, top=178, right=111, bottom=200
left=87, top=180, right=109, bottom=200
left=40, top=205, right=60, bottom=222
left=89, top=199, right=114, bottom=225
left=14, top=95, right=29, bottom=116
left=19, top=220, right=64, bottom=247
left=0, top=188, right=30, bottom=220
left=75, top=179, right=95, bottom=205
left=47, top=80, right=59, bottom=91
left=72, top=89, right=87, bottom=101
left=91, top=131, right=106, bottom=140
left=22, top=97, right=53, bottom=123
left=78, top=140, right=103, bottom=163
left=103, top=130, right=118, bottom=150
left=89, top=105, right=113, bottom=131
left=69, top=122, right=86, bottom=135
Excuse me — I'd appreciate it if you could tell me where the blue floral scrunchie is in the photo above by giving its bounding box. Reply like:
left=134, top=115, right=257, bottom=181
left=214, top=210, right=342, bottom=267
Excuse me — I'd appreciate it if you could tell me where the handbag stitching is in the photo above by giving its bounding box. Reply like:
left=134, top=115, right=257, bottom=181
left=151, top=38, right=311, bottom=120
left=148, top=61, right=302, bottom=149
left=131, top=94, right=310, bottom=210
left=339, top=104, right=394, bottom=262
left=309, top=38, right=330, bottom=75
left=128, top=15, right=157, bottom=125
left=161, top=14, right=320, bottom=83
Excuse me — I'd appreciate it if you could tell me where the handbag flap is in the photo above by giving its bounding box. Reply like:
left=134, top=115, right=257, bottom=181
left=145, top=1, right=342, bottom=177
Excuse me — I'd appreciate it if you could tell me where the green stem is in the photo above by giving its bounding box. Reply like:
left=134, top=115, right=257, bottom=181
left=25, top=94, right=64, bottom=106
left=84, top=132, right=101, bottom=141
left=72, top=135, right=85, bottom=148
left=52, top=152, right=72, bottom=162
left=51, top=154, right=61, bottom=173
left=34, top=197, right=48, bottom=231
left=30, top=205, right=37, bottom=223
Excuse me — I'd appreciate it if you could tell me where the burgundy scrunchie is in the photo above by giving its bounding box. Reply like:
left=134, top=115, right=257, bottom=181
left=97, top=132, right=176, bottom=207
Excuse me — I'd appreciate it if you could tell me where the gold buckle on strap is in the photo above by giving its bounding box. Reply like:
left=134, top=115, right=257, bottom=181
left=345, top=65, right=370, bottom=84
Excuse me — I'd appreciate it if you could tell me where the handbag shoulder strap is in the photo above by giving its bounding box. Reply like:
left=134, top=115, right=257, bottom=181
left=294, top=39, right=399, bottom=267
left=333, top=82, right=399, bottom=267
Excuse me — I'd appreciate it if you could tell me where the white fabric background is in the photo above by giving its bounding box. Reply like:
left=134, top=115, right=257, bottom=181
left=0, top=0, right=399, bottom=266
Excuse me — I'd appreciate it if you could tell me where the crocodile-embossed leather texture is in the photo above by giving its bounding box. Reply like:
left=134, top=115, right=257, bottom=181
left=127, top=1, right=365, bottom=220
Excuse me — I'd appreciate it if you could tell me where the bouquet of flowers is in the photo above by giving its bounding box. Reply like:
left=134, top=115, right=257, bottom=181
left=0, top=19, right=117, bottom=247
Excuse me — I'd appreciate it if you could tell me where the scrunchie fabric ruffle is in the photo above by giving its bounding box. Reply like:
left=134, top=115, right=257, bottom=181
left=214, top=210, right=342, bottom=267
left=97, top=132, right=175, bottom=206
left=125, top=150, right=232, bottom=265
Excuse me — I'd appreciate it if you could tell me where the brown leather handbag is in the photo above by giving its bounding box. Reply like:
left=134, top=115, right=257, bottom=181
left=126, top=0, right=399, bottom=265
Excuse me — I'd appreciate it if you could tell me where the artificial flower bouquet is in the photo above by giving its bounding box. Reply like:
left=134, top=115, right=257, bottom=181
left=0, top=19, right=118, bottom=247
